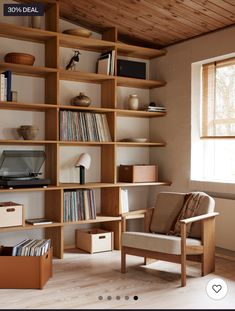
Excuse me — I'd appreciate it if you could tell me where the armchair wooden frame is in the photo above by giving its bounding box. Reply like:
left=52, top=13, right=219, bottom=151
left=121, top=208, right=219, bottom=287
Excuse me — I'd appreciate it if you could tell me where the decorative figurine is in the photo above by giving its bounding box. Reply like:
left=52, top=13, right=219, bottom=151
left=66, top=50, right=81, bottom=70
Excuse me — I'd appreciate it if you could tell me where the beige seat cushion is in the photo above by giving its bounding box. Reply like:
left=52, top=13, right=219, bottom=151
left=150, top=192, right=215, bottom=239
left=122, top=232, right=202, bottom=255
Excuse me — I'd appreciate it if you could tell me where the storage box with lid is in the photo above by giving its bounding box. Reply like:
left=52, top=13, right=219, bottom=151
left=0, top=247, right=53, bottom=289
left=75, top=228, right=113, bottom=254
left=0, top=201, right=24, bottom=228
left=119, top=165, right=158, bottom=182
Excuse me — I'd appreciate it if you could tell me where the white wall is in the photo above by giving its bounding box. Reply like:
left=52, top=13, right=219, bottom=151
left=149, top=25, right=235, bottom=251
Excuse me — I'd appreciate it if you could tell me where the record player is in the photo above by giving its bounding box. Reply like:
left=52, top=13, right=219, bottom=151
left=0, top=150, right=51, bottom=188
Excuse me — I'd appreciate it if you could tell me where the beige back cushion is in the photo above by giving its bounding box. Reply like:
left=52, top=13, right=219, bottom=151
left=150, top=192, right=185, bottom=234
left=150, top=192, right=215, bottom=239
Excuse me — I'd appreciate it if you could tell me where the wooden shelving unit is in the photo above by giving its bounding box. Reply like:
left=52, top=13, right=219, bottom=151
left=0, top=2, right=170, bottom=259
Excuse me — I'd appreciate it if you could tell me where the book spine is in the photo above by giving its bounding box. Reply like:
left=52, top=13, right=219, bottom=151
left=4, top=70, right=12, bottom=101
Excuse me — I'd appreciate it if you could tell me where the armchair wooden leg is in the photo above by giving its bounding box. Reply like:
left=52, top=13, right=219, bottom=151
left=121, top=247, right=126, bottom=273
left=202, top=218, right=215, bottom=276
left=181, top=253, right=186, bottom=287
left=181, top=223, right=187, bottom=287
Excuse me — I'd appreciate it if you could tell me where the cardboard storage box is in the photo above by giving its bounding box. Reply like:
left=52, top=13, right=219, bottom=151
left=0, top=247, right=53, bottom=289
left=76, top=228, right=113, bottom=254
left=119, top=165, right=158, bottom=182
left=0, top=201, right=24, bottom=228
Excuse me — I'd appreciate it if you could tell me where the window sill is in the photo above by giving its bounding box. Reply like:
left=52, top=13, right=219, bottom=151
left=189, top=179, right=235, bottom=194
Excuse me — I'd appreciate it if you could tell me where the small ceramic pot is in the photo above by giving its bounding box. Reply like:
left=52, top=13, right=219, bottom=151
left=71, top=92, right=91, bottom=107
left=18, top=125, right=39, bottom=140
left=128, top=94, right=139, bottom=110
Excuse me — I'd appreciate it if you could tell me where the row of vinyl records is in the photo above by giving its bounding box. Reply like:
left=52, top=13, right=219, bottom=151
left=0, top=239, right=51, bottom=256
left=64, top=189, right=96, bottom=222
left=60, top=111, right=111, bottom=142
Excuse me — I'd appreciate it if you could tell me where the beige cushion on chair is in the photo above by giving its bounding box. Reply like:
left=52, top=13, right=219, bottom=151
left=150, top=192, right=185, bottom=234
left=122, top=232, right=202, bottom=255
left=149, top=192, right=215, bottom=239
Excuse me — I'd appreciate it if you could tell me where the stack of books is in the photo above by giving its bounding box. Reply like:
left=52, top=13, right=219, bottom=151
left=11, top=238, right=51, bottom=256
left=97, top=50, right=115, bottom=75
left=146, top=105, right=166, bottom=113
left=0, top=70, right=12, bottom=101
left=64, top=189, right=96, bottom=222
left=60, top=111, right=111, bottom=142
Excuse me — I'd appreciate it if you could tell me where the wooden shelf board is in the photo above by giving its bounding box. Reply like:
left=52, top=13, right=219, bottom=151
left=59, top=105, right=114, bottom=113
left=0, top=140, right=57, bottom=145
left=61, top=182, right=117, bottom=189
left=116, top=42, right=166, bottom=59
left=0, top=22, right=57, bottom=43
left=0, top=101, right=57, bottom=111
left=59, top=69, right=114, bottom=83
left=63, top=215, right=121, bottom=225
left=0, top=62, right=57, bottom=77
left=116, top=109, right=166, bottom=118
left=0, top=186, right=60, bottom=193
left=117, top=181, right=172, bottom=187
left=116, top=76, right=166, bottom=89
left=59, top=33, right=115, bottom=52
left=61, top=181, right=171, bottom=189
left=0, top=222, right=62, bottom=233
left=116, top=142, right=166, bottom=147
left=59, top=141, right=114, bottom=146
left=125, top=214, right=145, bottom=220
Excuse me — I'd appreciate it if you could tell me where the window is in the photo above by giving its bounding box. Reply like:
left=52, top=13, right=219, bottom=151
left=191, top=55, right=235, bottom=185
left=201, top=58, right=235, bottom=137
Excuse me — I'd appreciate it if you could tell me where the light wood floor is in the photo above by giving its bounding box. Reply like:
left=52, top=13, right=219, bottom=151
left=0, top=250, right=235, bottom=309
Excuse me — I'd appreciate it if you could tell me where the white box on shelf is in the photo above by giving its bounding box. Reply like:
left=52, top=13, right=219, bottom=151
left=0, top=202, right=24, bottom=228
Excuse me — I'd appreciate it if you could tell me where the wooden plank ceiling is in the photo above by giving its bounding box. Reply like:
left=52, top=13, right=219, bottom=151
left=59, top=0, right=235, bottom=48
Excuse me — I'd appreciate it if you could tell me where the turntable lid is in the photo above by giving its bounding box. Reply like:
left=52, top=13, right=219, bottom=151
left=0, top=150, right=46, bottom=178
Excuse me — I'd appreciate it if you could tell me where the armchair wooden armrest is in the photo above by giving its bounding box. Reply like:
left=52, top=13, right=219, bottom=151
left=121, top=209, right=153, bottom=232
left=180, top=212, right=219, bottom=225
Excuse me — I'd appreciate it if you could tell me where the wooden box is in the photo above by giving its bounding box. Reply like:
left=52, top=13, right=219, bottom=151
left=0, top=201, right=24, bottom=228
left=0, top=247, right=53, bottom=289
left=76, top=228, right=113, bottom=254
left=119, top=165, right=158, bottom=182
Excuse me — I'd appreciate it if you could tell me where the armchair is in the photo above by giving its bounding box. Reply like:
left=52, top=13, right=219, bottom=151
left=121, top=192, right=219, bottom=287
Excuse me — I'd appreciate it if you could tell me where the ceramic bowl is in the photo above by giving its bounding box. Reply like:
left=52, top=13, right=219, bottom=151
left=18, top=125, right=39, bottom=140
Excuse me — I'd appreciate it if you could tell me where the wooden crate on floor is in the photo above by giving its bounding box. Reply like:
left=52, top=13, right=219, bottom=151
left=0, top=247, right=53, bottom=289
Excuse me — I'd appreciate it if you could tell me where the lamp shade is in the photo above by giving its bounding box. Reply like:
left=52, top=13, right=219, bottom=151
left=75, top=153, right=91, bottom=169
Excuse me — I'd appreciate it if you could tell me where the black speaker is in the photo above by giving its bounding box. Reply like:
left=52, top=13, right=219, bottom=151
left=117, top=59, right=146, bottom=79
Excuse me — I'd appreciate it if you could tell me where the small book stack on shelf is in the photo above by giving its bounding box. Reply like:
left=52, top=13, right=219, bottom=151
left=0, top=70, right=12, bottom=101
left=26, top=218, right=53, bottom=226
left=60, top=111, right=111, bottom=142
left=97, top=50, right=115, bottom=75
left=64, top=189, right=96, bottom=222
left=146, top=103, right=166, bottom=113
left=1, top=238, right=51, bottom=256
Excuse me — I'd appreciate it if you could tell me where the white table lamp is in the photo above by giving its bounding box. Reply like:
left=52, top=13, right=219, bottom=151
left=75, top=153, right=91, bottom=184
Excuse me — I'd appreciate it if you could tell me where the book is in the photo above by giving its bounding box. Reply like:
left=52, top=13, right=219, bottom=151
left=120, top=189, right=129, bottom=213
left=3, top=70, right=12, bottom=101
left=0, top=74, right=6, bottom=101
left=97, top=54, right=111, bottom=75
left=25, top=218, right=53, bottom=225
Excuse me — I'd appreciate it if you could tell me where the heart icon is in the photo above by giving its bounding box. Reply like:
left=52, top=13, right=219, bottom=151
left=212, top=284, right=222, bottom=293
